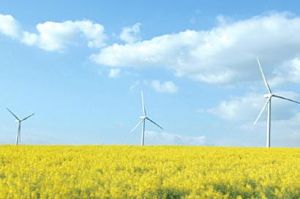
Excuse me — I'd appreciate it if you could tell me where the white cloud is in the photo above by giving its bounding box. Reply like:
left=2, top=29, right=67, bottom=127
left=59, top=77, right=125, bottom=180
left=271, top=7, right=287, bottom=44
left=145, top=131, right=206, bottom=145
left=209, top=91, right=300, bottom=122
left=23, top=20, right=106, bottom=51
left=0, top=14, right=21, bottom=38
left=206, top=91, right=300, bottom=147
left=273, top=113, right=300, bottom=147
left=108, top=68, right=121, bottom=78
left=272, top=58, right=300, bottom=85
left=150, top=80, right=178, bottom=94
left=92, top=13, right=300, bottom=85
left=120, top=23, right=141, bottom=43
left=0, top=13, right=106, bottom=51
left=21, top=31, right=38, bottom=45
left=210, top=114, right=300, bottom=147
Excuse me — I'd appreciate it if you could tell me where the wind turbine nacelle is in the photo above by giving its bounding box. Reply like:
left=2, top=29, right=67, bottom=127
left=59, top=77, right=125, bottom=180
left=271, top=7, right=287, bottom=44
left=140, top=116, right=146, bottom=119
left=264, top=94, right=273, bottom=98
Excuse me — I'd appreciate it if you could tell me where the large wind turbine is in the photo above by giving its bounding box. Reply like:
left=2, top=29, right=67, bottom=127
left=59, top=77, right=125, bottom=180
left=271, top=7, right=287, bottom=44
left=7, top=108, right=34, bottom=145
left=254, top=58, right=300, bottom=147
left=130, top=91, right=163, bottom=146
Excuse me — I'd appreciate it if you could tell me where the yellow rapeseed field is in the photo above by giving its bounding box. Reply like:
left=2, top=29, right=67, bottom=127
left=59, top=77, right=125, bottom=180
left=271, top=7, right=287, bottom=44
left=0, top=146, right=299, bottom=198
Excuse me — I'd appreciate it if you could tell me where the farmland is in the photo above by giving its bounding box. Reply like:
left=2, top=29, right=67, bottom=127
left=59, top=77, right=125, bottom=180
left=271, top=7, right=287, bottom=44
left=0, top=146, right=299, bottom=198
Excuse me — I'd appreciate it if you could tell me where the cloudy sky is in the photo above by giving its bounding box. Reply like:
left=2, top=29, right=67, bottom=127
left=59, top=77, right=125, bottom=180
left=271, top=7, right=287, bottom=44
left=1, top=0, right=300, bottom=147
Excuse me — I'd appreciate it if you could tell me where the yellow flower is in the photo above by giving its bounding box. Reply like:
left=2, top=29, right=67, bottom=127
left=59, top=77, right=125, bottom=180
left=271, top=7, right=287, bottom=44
left=0, top=146, right=299, bottom=198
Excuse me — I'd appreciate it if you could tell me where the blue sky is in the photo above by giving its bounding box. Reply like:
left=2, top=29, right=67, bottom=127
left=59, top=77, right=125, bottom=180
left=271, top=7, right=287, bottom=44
left=1, top=0, right=300, bottom=146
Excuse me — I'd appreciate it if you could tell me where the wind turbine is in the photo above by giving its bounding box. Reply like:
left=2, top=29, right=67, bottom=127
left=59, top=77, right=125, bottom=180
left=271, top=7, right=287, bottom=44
left=7, top=108, right=34, bottom=145
left=254, top=58, right=300, bottom=147
left=130, top=91, right=163, bottom=146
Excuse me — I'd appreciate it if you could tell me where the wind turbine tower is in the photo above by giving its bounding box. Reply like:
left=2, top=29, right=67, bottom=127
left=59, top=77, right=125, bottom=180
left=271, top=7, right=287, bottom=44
left=130, top=91, right=163, bottom=146
left=7, top=108, right=35, bottom=145
left=254, top=58, right=300, bottom=147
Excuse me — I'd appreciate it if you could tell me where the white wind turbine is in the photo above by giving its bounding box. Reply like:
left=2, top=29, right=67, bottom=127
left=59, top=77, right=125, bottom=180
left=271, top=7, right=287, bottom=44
left=130, top=91, right=163, bottom=146
left=254, top=58, right=300, bottom=147
left=7, top=108, right=35, bottom=145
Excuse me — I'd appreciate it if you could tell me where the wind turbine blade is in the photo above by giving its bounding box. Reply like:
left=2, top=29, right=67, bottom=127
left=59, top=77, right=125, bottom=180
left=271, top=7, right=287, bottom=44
left=253, top=98, right=270, bottom=126
left=146, top=117, right=163, bottom=130
left=130, top=119, right=143, bottom=133
left=273, top=95, right=300, bottom=105
left=141, top=91, right=146, bottom=115
left=257, top=58, right=272, bottom=93
left=21, top=113, right=35, bottom=121
left=6, top=108, right=20, bottom=121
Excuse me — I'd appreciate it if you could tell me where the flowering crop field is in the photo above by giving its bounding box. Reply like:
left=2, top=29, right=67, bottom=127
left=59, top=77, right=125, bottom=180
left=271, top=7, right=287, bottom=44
left=0, top=146, right=299, bottom=198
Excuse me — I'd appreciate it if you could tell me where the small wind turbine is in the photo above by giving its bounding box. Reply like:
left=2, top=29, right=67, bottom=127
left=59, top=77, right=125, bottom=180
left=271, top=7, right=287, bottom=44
left=254, top=58, right=300, bottom=147
left=130, top=91, right=163, bottom=146
left=7, top=108, right=34, bottom=145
